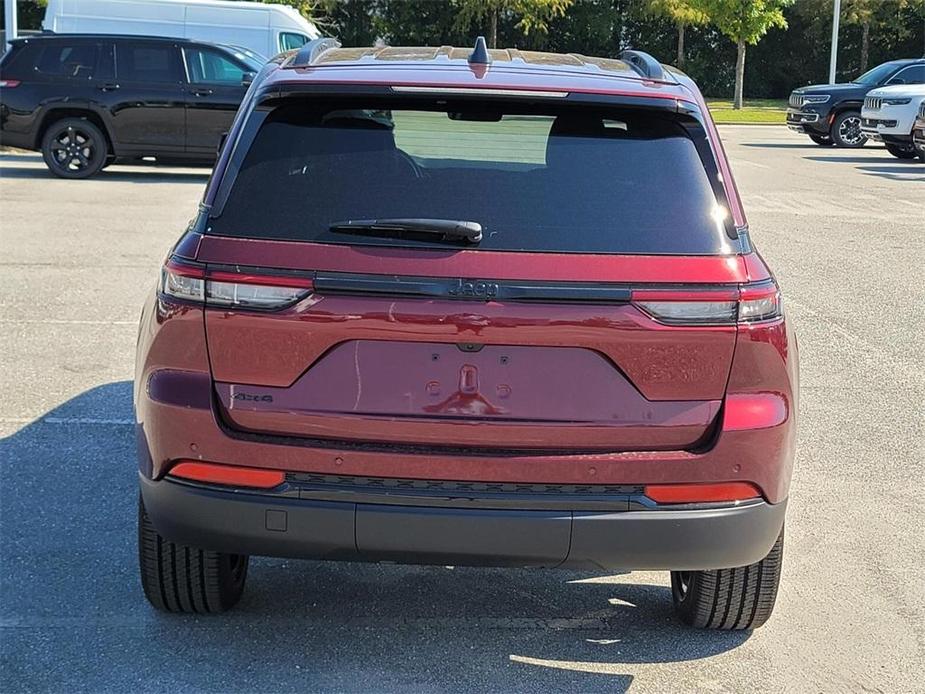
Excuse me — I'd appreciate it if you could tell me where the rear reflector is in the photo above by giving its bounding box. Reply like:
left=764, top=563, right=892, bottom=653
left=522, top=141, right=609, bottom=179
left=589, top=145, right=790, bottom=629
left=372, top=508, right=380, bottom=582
left=723, top=393, right=788, bottom=431
left=644, top=482, right=762, bottom=504
left=161, top=260, right=312, bottom=310
left=169, top=461, right=285, bottom=489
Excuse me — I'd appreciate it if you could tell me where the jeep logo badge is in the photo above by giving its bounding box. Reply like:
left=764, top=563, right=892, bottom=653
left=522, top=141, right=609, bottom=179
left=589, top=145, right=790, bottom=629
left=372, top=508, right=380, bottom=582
left=448, top=279, right=499, bottom=299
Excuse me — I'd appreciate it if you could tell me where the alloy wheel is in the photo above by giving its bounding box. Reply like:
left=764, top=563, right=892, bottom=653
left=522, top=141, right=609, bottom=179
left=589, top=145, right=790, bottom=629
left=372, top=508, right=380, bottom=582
left=837, top=116, right=865, bottom=146
left=50, top=126, right=96, bottom=174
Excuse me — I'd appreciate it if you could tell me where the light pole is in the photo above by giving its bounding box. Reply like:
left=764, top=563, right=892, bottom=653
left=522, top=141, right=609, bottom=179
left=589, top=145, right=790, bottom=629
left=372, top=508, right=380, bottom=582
left=3, top=0, right=17, bottom=52
left=828, top=0, right=841, bottom=83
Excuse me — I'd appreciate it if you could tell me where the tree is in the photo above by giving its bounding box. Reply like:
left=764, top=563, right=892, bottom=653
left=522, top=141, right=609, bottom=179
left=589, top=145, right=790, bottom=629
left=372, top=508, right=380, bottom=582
left=644, top=0, right=710, bottom=67
left=454, top=0, right=574, bottom=48
left=699, top=0, right=792, bottom=109
left=844, top=0, right=877, bottom=72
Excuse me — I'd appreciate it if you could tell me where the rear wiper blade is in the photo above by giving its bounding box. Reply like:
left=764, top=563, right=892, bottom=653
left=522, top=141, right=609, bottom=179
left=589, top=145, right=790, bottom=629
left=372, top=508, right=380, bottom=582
left=329, top=218, right=483, bottom=244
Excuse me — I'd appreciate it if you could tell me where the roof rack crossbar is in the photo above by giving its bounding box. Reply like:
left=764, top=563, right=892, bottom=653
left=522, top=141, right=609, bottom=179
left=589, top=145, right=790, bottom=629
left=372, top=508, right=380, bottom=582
left=290, top=37, right=342, bottom=68
left=619, top=50, right=665, bottom=81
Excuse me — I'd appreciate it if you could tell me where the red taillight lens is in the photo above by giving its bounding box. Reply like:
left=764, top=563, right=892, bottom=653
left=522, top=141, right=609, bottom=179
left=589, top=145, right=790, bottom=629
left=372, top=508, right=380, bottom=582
left=0, top=79, right=21, bottom=88
left=170, top=461, right=285, bottom=489
left=160, top=259, right=312, bottom=309
left=644, top=482, right=762, bottom=504
left=632, top=282, right=782, bottom=326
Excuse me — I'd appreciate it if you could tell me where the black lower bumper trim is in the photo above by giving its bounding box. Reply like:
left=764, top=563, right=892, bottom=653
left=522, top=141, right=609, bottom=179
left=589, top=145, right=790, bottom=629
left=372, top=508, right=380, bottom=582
left=140, top=475, right=787, bottom=571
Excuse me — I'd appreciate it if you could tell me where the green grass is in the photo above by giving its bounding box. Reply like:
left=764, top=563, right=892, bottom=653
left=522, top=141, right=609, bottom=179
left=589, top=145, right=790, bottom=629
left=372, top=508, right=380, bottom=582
left=706, top=99, right=788, bottom=124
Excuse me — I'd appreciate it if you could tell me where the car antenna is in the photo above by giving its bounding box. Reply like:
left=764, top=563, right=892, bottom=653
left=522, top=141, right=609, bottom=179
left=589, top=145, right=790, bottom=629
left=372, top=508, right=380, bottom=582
left=468, top=36, right=492, bottom=66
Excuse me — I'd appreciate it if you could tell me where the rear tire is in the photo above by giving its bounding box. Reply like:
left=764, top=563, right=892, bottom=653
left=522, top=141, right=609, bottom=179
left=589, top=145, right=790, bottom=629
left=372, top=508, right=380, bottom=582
left=830, top=111, right=867, bottom=148
left=40, top=117, right=108, bottom=179
left=808, top=133, right=834, bottom=146
left=884, top=143, right=918, bottom=160
left=671, top=526, right=784, bottom=630
left=138, top=495, right=249, bottom=613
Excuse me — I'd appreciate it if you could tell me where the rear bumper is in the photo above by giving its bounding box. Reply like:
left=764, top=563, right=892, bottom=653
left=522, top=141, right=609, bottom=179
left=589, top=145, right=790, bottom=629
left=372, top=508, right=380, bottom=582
left=140, top=474, right=787, bottom=571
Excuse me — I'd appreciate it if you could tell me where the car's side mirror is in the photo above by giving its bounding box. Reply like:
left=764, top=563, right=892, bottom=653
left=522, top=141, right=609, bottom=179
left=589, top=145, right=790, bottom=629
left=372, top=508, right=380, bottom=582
left=217, top=131, right=229, bottom=156
left=241, top=71, right=256, bottom=87
left=886, top=77, right=905, bottom=85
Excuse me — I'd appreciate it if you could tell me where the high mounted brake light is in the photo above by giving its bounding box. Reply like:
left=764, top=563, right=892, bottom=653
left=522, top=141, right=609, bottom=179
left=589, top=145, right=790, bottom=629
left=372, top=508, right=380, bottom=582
left=632, top=282, right=782, bottom=326
left=160, top=259, right=313, bottom=310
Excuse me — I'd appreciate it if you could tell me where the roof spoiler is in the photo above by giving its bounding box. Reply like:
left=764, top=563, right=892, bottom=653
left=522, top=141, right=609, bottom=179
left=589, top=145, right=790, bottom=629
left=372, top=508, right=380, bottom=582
left=290, top=37, right=342, bottom=68
left=620, top=50, right=665, bottom=81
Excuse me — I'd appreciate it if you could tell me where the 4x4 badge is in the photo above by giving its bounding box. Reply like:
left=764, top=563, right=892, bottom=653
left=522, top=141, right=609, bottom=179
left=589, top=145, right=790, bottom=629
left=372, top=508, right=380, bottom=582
left=232, top=392, right=273, bottom=403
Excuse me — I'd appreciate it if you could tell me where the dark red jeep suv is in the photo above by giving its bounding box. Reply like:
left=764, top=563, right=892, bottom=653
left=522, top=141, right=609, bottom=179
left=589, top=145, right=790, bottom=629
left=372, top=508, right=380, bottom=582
left=135, top=38, right=797, bottom=629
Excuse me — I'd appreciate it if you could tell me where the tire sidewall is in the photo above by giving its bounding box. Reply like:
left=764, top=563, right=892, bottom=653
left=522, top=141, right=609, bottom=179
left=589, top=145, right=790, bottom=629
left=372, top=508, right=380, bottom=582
left=884, top=143, right=918, bottom=160
left=41, top=118, right=108, bottom=179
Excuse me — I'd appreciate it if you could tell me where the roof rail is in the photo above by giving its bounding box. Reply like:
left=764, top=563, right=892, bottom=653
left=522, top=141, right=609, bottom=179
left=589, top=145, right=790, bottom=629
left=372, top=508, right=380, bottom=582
left=619, top=50, right=665, bottom=81
left=290, top=37, right=342, bottom=68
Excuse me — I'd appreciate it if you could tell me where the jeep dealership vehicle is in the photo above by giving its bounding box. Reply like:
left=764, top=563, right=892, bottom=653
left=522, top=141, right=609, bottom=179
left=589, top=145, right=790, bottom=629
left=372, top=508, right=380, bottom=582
left=787, top=58, right=925, bottom=147
left=861, top=84, right=925, bottom=159
left=135, top=39, right=798, bottom=629
left=0, top=34, right=262, bottom=178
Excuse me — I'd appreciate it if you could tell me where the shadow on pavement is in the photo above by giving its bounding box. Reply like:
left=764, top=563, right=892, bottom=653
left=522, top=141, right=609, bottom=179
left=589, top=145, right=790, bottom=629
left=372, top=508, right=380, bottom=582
left=804, top=155, right=907, bottom=164
left=0, top=153, right=211, bottom=184
left=740, top=142, right=824, bottom=149
left=0, top=382, right=750, bottom=692
left=855, top=164, right=925, bottom=180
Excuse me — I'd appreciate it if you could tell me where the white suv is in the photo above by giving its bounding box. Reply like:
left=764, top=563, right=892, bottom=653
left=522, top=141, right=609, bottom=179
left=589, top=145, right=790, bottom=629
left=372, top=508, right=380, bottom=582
left=861, top=84, right=925, bottom=159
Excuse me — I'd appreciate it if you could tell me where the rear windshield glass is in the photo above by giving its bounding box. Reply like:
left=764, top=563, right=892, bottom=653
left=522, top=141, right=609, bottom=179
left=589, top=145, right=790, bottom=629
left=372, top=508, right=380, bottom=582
left=210, top=99, right=733, bottom=255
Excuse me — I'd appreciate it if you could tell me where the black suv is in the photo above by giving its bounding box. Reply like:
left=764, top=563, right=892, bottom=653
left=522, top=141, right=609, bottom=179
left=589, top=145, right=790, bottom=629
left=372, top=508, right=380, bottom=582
left=787, top=58, right=925, bottom=147
left=0, top=34, right=263, bottom=178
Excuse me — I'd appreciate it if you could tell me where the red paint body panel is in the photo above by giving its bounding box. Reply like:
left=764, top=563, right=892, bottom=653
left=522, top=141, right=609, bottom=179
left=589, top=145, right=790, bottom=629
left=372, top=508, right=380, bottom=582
left=204, top=293, right=737, bottom=401
left=135, top=298, right=797, bottom=503
left=215, top=341, right=721, bottom=450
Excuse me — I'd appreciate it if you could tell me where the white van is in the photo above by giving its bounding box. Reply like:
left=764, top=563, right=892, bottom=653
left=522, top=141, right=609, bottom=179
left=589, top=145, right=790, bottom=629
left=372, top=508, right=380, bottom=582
left=42, top=0, right=321, bottom=60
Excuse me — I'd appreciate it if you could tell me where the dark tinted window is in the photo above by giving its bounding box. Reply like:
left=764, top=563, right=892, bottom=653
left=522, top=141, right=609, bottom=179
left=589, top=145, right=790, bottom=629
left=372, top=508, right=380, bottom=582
left=854, top=62, right=903, bottom=85
left=116, top=44, right=181, bottom=83
left=185, top=47, right=247, bottom=84
left=891, top=65, right=925, bottom=84
left=211, top=100, right=732, bottom=255
left=35, top=42, right=99, bottom=79
left=0, top=42, right=42, bottom=76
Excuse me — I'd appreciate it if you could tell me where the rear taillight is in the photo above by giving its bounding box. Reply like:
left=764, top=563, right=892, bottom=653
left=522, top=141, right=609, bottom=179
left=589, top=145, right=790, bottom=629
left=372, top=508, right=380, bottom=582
left=632, top=282, right=782, bottom=326
left=738, top=283, right=783, bottom=322
left=0, top=79, right=21, bottom=88
left=160, top=259, right=312, bottom=310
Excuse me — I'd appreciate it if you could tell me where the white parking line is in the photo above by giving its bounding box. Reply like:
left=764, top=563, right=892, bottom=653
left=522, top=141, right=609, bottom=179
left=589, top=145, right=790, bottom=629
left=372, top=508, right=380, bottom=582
left=0, top=319, right=136, bottom=326
left=0, top=416, right=134, bottom=425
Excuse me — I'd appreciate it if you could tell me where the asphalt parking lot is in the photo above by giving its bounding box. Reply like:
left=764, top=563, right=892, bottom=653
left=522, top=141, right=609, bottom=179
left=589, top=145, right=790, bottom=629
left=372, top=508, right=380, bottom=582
left=1, top=126, right=923, bottom=693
